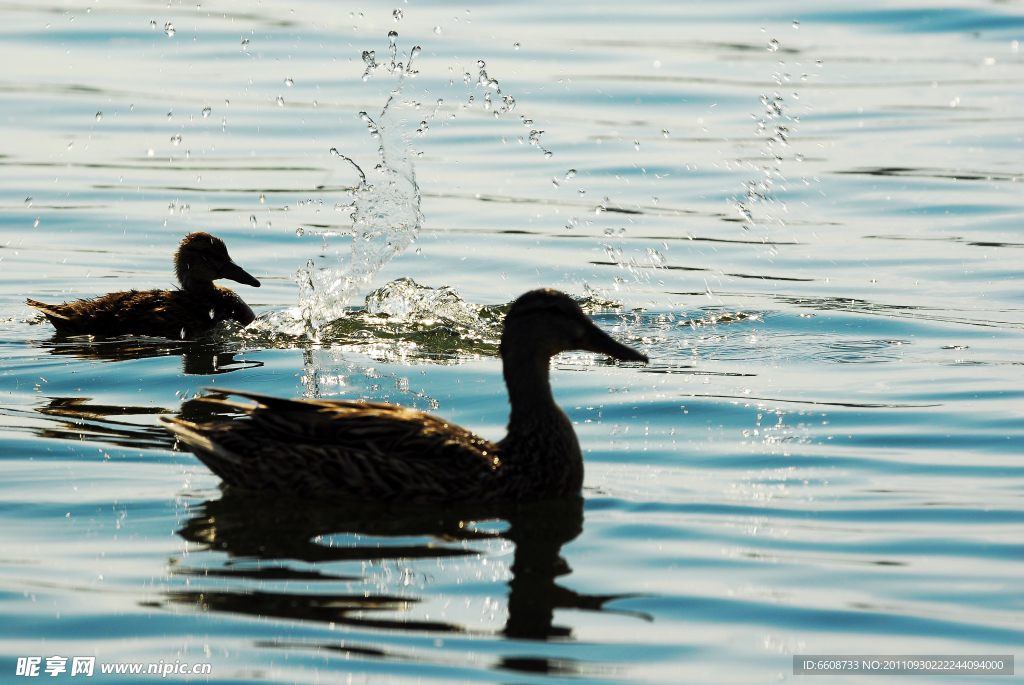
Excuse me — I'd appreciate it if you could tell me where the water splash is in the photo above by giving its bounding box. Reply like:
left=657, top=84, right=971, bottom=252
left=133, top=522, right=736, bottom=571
left=292, top=34, right=423, bottom=334
left=729, top=89, right=799, bottom=228
left=246, top=277, right=623, bottom=362
left=248, top=32, right=528, bottom=343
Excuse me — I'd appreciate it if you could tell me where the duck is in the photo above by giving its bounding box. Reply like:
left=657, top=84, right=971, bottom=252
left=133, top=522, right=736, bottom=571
left=26, top=232, right=260, bottom=339
left=162, top=288, right=648, bottom=503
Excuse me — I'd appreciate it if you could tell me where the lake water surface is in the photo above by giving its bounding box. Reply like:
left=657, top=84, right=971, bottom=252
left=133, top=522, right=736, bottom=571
left=1, top=1, right=1023, bottom=683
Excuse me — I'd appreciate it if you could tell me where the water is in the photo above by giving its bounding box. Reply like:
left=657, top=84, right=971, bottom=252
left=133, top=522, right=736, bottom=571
left=2, top=1, right=1023, bottom=682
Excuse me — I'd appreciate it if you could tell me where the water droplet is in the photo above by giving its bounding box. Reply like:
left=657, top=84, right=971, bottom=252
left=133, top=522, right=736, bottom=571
left=147, top=149, right=154, bottom=157
left=241, top=37, right=249, bottom=46
left=634, top=140, right=640, bottom=150
left=33, top=218, right=40, bottom=227
left=209, top=308, right=215, bottom=319
left=284, top=77, right=293, bottom=86
left=170, top=134, right=181, bottom=145
left=662, top=129, right=669, bottom=137
left=768, top=38, right=779, bottom=52
left=792, top=19, right=800, bottom=28
left=307, top=258, right=314, bottom=268
left=388, top=30, right=398, bottom=44
left=434, top=25, right=442, bottom=34
left=94, top=111, right=102, bottom=121
left=544, top=150, right=553, bottom=158
left=276, top=95, right=284, bottom=106
left=150, top=19, right=156, bottom=29
left=652, top=196, right=658, bottom=204
left=578, top=189, right=585, bottom=196
left=167, top=109, right=173, bottom=119
left=392, top=8, right=403, bottom=21
left=266, top=221, right=271, bottom=229
left=513, top=42, right=520, bottom=50
left=180, top=327, right=186, bottom=339
left=202, top=105, right=211, bottom=118
left=164, top=22, right=175, bottom=37
left=259, top=193, right=266, bottom=203
left=296, top=227, right=305, bottom=237
left=795, top=153, right=804, bottom=161
left=313, top=100, right=317, bottom=107
left=476, top=59, right=485, bottom=68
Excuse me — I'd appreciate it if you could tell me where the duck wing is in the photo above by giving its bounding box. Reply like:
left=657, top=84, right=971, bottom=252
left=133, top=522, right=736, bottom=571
left=162, top=389, right=502, bottom=503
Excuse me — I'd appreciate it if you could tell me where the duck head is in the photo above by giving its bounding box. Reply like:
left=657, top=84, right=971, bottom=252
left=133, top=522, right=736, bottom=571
left=174, top=232, right=261, bottom=291
left=500, top=289, right=648, bottom=365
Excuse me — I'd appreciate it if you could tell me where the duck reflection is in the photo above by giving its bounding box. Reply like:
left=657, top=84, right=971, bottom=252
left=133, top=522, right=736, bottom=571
left=37, top=333, right=263, bottom=376
left=162, top=492, right=635, bottom=641
left=26, top=397, right=176, bottom=450
left=9, top=334, right=261, bottom=451
left=10, top=395, right=249, bottom=452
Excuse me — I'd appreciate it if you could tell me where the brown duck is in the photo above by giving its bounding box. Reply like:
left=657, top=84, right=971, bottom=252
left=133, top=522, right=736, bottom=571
left=26, top=232, right=260, bottom=339
left=162, top=289, right=648, bottom=503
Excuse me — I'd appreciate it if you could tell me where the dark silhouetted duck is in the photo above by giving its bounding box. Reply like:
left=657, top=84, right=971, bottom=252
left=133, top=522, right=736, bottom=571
left=163, top=289, right=648, bottom=503
left=27, top=232, right=260, bottom=339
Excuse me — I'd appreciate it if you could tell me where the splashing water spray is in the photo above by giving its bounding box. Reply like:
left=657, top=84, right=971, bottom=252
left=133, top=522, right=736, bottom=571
left=728, top=36, right=803, bottom=230
left=291, top=32, right=424, bottom=336
left=249, top=29, right=546, bottom=370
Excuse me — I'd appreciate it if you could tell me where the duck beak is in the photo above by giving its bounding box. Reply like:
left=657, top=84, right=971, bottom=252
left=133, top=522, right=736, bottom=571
left=221, top=260, right=261, bottom=288
left=579, top=320, right=648, bottom=363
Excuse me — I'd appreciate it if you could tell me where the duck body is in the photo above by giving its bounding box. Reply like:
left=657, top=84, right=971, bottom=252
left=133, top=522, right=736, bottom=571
left=26, top=232, right=259, bottom=339
left=27, top=285, right=255, bottom=339
left=163, top=289, right=648, bottom=504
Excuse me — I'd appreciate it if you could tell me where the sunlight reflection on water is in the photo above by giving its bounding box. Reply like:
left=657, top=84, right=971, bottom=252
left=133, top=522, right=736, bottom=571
left=1, top=1, right=1024, bottom=682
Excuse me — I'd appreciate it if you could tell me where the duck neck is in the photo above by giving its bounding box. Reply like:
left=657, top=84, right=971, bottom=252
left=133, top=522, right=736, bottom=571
left=498, top=342, right=584, bottom=500
left=502, top=349, right=558, bottom=432
left=177, top=270, right=216, bottom=295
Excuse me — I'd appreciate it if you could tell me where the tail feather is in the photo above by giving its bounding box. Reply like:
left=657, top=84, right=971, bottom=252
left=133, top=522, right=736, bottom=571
left=199, top=387, right=388, bottom=413
left=161, top=416, right=244, bottom=469
left=186, top=396, right=263, bottom=412
left=200, top=387, right=344, bottom=412
left=26, top=299, right=71, bottom=321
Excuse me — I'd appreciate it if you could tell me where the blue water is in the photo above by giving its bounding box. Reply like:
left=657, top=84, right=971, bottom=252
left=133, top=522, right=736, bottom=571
left=2, top=1, right=1023, bottom=683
